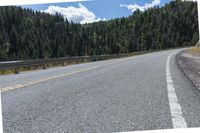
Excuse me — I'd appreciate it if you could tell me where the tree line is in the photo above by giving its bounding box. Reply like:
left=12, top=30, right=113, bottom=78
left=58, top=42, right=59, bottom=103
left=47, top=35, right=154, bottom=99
left=0, top=0, right=199, bottom=61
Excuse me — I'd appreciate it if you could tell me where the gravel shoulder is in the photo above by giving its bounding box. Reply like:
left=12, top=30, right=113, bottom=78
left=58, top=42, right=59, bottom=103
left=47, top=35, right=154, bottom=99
left=176, top=48, right=200, bottom=90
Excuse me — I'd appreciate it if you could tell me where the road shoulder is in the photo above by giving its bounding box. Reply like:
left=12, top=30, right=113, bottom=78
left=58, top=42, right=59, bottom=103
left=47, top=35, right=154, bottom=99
left=176, top=48, right=200, bottom=91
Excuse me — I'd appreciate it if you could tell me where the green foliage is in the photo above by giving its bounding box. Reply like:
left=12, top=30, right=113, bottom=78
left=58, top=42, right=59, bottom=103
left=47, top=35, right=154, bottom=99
left=0, top=0, right=198, bottom=61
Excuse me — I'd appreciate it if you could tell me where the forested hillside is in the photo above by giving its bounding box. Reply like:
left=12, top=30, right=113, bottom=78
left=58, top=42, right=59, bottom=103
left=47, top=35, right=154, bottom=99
left=0, top=0, right=198, bottom=61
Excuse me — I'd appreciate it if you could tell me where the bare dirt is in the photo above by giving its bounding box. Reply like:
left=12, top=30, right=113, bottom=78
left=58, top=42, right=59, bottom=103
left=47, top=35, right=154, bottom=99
left=176, top=49, right=200, bottom=90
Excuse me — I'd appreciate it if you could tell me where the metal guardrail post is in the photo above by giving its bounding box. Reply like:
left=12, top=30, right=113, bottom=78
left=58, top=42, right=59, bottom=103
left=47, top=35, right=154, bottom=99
left=0, top=54, right=130, bottom=74
left=196, top=40, right=200, bottom=47
left=43, top=64, right=47, bottom=69
left=14, top=67, right=19, bottom=74
left=62, top=62, right=66, bottom=66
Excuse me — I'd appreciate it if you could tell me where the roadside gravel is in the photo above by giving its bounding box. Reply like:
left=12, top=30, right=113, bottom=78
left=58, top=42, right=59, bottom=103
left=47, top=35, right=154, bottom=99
left=176, top=49, right=200, bottom=91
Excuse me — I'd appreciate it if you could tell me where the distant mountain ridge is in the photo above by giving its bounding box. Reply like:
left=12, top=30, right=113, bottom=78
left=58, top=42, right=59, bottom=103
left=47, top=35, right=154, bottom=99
left=0, top=0, right=198, bottom=61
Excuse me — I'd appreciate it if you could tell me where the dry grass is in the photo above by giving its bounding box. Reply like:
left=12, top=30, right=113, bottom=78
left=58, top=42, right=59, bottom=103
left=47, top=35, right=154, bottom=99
left=0, top=69, right=14, bottom=75
left=0, top=60, right=90, bottom=75
left=190, top=47, right=200, bottom=53
left=0, top=49, right=178, bottom=75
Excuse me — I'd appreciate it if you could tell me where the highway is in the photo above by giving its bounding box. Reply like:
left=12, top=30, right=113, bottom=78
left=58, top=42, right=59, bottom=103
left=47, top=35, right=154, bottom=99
left=1, top=48, right=200, bottom=133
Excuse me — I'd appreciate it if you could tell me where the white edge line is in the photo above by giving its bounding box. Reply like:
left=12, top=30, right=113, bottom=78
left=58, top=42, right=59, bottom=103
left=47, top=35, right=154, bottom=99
left=0, top=89, right=3, bottom=133
left=0, top=52, right=189, bottom=133
left=166, top=53, right=187, bottom=128
left=117, top=128, right=200, bottom=133
left=117, top=52, right=199, bottom=132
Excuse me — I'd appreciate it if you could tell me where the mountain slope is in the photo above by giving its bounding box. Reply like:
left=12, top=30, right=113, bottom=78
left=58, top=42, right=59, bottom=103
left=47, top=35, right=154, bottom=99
left=0, top=0, right=198, bottom=61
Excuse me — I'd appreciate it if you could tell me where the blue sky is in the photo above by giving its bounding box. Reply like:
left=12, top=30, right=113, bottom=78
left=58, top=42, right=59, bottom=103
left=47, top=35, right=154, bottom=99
left=21, top=0, right=172, bottom=24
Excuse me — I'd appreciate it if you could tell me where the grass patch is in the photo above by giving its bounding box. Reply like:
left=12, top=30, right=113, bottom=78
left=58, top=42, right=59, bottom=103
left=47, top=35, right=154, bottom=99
left=0, top=69, right=15, bottom=75
left=190, top=47, right=200, bottom=53
left=0, top=59, right=90, bottom=75
left=0, top=47, right=190, bottom=75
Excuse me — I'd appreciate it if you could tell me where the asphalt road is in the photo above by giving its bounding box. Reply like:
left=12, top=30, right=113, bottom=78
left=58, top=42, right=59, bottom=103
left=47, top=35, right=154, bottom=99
left=1, top=48, right=200, bottom=133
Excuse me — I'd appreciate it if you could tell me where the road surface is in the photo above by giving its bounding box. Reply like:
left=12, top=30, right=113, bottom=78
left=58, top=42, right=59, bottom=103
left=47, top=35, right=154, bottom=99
left=1, top=48, right=200, bottom=133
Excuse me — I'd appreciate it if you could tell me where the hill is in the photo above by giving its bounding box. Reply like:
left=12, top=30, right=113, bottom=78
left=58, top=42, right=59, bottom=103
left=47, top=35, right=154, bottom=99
left=0, top=0, right=198, bottom=61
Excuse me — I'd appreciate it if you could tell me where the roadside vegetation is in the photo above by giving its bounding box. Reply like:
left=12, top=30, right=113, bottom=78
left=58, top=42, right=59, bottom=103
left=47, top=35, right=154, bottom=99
left=0, top=50, right=149, bottom=75
left=190, top=47, right=200, bottom=53
left=0, top=0, right=199, bottom=61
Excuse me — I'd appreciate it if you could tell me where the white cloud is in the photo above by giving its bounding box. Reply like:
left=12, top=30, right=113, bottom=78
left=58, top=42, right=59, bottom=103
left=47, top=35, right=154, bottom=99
left=43, top=3, right=105, bottom=24
left=120, top=0, right=161, bottom=12
left=0, top=0, right=91, bottom=6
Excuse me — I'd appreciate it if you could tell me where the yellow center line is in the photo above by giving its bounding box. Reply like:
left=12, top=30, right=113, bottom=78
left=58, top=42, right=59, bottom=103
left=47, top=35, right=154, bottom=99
left=0, top=57, right=130, bottom=93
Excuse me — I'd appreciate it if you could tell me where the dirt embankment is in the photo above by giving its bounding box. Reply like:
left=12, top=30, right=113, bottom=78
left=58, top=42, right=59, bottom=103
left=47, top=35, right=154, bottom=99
left=176, top=48, right=200, bottom=90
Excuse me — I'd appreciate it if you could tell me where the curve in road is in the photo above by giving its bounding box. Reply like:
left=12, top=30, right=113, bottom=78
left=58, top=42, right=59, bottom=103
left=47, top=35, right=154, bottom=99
left=1, top=48, right=200, bottom=133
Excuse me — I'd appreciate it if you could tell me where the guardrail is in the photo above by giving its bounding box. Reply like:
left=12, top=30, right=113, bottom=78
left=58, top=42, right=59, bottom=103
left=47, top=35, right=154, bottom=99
left=0, top=54, right=129, bottom=74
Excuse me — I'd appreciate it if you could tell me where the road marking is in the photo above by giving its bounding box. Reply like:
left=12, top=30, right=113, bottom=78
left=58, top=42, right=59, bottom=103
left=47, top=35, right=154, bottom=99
left=117, top=128, right=200, bottom=133
left=0, top=57, right=130, bottom=93
left=0, top=65, right=102, bottom=92
left=0, top=91, right=3, bottom=133
left=166, top=53, right=187, bottom=128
